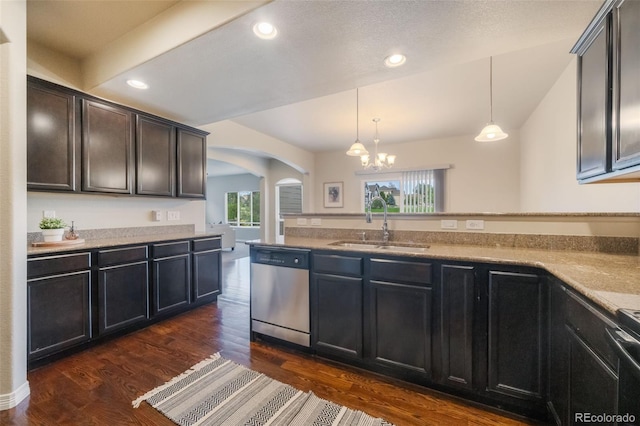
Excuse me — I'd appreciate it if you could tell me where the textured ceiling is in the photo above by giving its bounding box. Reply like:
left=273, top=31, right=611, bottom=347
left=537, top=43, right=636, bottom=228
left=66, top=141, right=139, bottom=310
left=27, top=0, right=602, bottom=158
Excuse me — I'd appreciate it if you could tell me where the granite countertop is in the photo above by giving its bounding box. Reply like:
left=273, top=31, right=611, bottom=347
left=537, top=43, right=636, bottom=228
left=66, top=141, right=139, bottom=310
left=27, top=231, right=223, bottom=256
left=250, top=237, right=640, bottom=315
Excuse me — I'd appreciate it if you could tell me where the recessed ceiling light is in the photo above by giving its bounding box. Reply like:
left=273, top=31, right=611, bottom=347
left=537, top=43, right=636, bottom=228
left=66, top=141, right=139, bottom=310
left=126, top=79, right=149, bottom=90
left=384, top=54, right=406, bottom=68
left=253, top=22, right=277, bottom=40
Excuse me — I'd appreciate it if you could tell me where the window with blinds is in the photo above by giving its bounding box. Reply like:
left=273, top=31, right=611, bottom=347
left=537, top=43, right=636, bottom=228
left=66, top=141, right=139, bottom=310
left=363, top=168, right=444, bottom=213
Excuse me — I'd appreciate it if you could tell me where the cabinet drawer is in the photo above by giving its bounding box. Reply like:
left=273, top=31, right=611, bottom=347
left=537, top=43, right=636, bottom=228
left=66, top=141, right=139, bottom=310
left=98, top=245, right=148, bottom=266
left=566, top=289, right=618, bottom=369
left=313, top=253, right=363, bottom=277
left=152, top=241, right=190, bottom=258
left=370, top=258, right=432, bottom=286
left=192, top=237, right=221, bottom=252
left=28, top=252, right=91, bottom=279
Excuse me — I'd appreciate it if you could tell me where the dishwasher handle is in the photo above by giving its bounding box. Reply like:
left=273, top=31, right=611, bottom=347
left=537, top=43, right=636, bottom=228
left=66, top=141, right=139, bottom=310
left=606, top=327, right=640, bottom=381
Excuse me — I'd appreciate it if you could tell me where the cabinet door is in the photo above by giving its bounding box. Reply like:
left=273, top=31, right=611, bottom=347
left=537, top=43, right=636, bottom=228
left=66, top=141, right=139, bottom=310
left=577, top=17, right=611, bottom=180
left=98, top=261, right=149, bottom=335
left=192, top=249, right=221, bottom=304
left=177, top=128, right=206, bottom=198
left=136, top=115, right=176, bottom=196
left=370, top=280, right=432, bottom=378
left=27, top=80, right=77, bottom=191
left=82, top=99, right=133, bottom=194
left=548, top=280, right=570, bottom=425
left=27, top=271, right=92, bottom=360
left=153, top=254, right=191, bottom=315
left=567, top=328, right=618, bottom=424
left=487, top=271, right=545, bottom=402
left=439, top=264, right=474, bottom=390
left=311, top=273, right=363, bottom=360
left=612, top=0, right=640, bottom=170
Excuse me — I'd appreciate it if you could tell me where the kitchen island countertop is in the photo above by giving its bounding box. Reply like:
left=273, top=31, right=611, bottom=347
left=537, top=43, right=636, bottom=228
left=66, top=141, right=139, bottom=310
left=249, top=237, right=640, bottom=315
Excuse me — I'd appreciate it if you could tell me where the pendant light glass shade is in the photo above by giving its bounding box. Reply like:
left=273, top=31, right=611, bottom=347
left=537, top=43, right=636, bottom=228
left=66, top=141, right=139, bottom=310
left=347, top=88, right=369, bottom=156
left=475, top=56, right=508, bottom=142
left=347, top=140, right=368, bottom=156
left=475, top=123, right=508, bottom=142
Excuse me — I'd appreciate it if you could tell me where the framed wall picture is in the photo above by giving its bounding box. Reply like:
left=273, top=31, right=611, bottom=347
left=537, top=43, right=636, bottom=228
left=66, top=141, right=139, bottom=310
left=323, top=181, right=343, bottom=208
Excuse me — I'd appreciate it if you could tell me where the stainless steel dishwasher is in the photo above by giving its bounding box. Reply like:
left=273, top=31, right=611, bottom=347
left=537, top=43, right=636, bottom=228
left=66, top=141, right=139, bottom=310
left=250, top=246, right=310, bottom=347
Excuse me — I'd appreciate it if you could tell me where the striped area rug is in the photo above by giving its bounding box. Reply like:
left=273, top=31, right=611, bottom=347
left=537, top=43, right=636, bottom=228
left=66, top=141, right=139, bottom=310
left=133, top=353, right=394, bottom=426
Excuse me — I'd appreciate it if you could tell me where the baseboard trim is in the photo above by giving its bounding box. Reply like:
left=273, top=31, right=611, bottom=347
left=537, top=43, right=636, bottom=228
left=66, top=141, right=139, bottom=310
left=0, top=381, right=30, bottom=411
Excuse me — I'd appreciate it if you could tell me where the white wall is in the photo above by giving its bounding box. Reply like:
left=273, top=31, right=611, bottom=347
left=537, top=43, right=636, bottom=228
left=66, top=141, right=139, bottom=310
left=520, top=58, right=640, bottom=212
left=314, top=132, right=521, bottom=213
left=0, top=0, right=30, bottom=409
left=27, top=193, right=206, bottom=233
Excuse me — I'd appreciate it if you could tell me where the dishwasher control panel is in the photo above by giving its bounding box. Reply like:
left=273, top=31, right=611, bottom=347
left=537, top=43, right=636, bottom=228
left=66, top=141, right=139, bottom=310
left=251, top=246, right=310, bottom=269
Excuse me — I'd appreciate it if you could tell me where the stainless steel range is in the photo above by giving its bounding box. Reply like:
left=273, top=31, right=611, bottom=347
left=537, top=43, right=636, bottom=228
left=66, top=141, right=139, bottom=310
left=250, top=246, right=310, bottom=347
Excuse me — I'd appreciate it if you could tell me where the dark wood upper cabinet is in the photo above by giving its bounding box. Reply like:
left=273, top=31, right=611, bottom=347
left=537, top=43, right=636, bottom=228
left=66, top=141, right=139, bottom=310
left=574, top=0, right=640, bottom=182
left=612, top=0, right=640, bottom=170
left=136, top=115, right=176, bottom=196
left=576, top=16, right=611, bottom=180
left=177, top=127, right=207, bottom=199
left=82, top=99, right=133, bottom=194
left=27, top=78, right=77, bottom=191
left=27, top=76, right=208, bottom=199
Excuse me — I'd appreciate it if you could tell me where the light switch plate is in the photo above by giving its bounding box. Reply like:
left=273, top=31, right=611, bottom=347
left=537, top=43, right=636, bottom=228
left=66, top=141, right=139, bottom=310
left=43, top=210, right=56, bottom=219
left=167, top=211, right=180, bottom=221
left=296, top=218, right=308, bottom=225
left=441, top=219, right=458, bottom=229
left=466, top=219, right=485, bottom=230
left=311, top=218, right=322, bottom=226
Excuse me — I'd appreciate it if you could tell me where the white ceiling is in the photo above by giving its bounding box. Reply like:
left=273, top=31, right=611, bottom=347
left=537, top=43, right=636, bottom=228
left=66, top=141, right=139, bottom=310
left=27, top=0, right=602, bottom=162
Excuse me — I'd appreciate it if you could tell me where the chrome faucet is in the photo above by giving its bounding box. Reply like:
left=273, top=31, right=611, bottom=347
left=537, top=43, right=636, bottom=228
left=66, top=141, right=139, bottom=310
left=367, top=195, right=389, bottom=244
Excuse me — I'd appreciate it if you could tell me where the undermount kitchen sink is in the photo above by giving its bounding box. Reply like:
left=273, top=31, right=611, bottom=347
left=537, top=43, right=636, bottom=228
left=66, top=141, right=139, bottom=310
left=330, top=241, right=429, bottom=252
left=377, top=245, right=429, bottom=253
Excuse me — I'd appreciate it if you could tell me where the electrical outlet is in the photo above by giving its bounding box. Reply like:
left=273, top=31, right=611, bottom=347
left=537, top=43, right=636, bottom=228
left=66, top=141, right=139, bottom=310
left=152, top=210, right=162, bottom=221
left=466, top=219, right=485, bottom=230
left=43, top=210, right=56, bottom=219
left=440, top=219, right=458, bottom=229
left=167, top=211, right=180, bottom=221
left=310, top=218, right=322, bottom=226
left=296, top=218, right=308, bottom=225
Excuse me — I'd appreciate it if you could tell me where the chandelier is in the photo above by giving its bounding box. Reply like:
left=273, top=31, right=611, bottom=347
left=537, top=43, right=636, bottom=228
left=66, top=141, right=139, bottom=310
left=346, top=88, right=395, bottom=170
left=359, top=118, right=395, bottom=170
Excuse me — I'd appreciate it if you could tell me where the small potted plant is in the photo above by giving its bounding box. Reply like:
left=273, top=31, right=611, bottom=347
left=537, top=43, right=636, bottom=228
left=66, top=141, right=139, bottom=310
left=39, top=217, right=67, bottom=242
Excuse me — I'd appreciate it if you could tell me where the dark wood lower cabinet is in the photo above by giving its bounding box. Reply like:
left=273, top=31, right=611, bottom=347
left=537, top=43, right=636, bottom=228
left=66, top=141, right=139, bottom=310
left=27, top=271, right=92, bottom=360
left=192, top=248, right=221, bottom=305
left=567, top=327, right=618, bottom=425
left=153, top=254, right=191, bottom=315
left=311, top=273, right=363, bottom=360
left=369, top=280, right=432, bottom=378
left=439, top=264, right=475, bottom=390
left=487, top=270, right=545, bottom=403
left=98, top=261, right=149, bottom=334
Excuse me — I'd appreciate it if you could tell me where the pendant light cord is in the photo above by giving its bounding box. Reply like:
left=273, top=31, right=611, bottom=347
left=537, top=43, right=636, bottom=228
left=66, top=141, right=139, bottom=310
left=489, top=56, right=493, bottom=123
left=356, top=88, right=359, bottom=140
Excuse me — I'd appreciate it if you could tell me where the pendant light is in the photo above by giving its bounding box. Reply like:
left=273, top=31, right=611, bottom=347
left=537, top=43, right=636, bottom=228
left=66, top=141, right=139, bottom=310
left=475, top=56, right=508, bottom=142
left=346, top=88, right=369, bottom=156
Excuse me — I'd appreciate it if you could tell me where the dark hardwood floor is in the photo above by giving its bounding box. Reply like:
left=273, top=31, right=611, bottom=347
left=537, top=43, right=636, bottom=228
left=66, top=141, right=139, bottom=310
left=2, top=247, right=541, bottom=425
